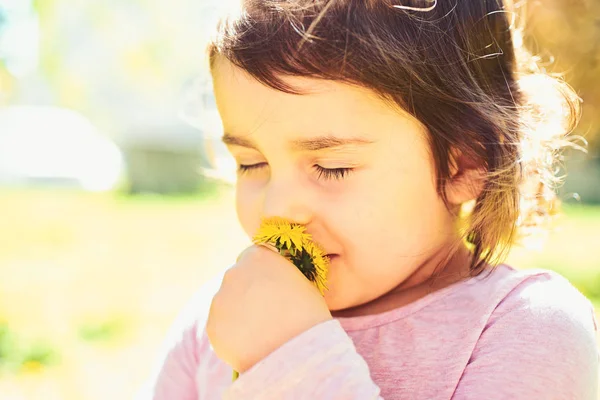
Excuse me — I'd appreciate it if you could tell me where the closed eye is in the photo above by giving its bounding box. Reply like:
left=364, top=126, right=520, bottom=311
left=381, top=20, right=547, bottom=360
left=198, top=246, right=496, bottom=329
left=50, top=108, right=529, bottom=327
left=238, top=163, right=267, bottom=174
left=314, top=166, right=353, bottom=181
left=238, top=163, right=353, bottom=181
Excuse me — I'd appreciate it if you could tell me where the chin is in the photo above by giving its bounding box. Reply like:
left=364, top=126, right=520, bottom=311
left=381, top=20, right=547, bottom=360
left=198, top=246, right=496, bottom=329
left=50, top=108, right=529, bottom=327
left=323, top=289, right=364, bottom=314
left=323, top=290, right=345, bottom=312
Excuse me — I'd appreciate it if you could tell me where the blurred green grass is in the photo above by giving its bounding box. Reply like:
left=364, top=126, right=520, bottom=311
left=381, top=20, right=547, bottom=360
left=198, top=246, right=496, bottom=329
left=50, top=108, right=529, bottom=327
left=0, top=188, right=598, bottom=399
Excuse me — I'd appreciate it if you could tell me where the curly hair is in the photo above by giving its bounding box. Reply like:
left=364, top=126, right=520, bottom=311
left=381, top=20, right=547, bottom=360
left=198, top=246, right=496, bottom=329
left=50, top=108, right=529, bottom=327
left=207, top=0, right=583, bottom=273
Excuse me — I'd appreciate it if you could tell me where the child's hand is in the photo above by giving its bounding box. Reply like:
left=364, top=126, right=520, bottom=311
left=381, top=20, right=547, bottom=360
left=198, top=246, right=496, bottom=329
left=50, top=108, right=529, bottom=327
left=206, top=245, right=332, bottom=373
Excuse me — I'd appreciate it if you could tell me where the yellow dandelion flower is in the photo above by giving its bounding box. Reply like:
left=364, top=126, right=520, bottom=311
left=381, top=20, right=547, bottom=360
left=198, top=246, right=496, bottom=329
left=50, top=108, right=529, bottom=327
left=252, top=217, right=329, bottom=296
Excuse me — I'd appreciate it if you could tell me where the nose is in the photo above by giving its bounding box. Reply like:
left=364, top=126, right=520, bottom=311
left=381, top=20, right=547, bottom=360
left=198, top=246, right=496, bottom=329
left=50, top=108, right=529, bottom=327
left=261, top=177, right=313, bottom=226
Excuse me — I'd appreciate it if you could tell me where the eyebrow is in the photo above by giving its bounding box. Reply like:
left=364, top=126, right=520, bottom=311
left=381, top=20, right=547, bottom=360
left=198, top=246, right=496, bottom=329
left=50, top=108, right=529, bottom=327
left=222, top=133, right=375, bottom=151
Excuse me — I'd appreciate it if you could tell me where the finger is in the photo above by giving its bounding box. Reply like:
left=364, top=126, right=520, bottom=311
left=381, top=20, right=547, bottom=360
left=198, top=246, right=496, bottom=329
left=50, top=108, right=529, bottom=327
left=235, top=243, right=279, bottom=263
left=256, top=242, right=279, bottom=254
left=235, top=244, right=255, bottom=263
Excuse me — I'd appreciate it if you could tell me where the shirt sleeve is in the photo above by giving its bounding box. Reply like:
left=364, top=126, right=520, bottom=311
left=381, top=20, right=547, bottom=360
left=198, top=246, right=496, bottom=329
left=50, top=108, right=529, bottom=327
left=223, top=319, right=383, bottom=399
left=135, top=270, right=227, bottom=400
left=144, top=322, right=201, bottom=400
left=453, top=274, right=599, bottom=400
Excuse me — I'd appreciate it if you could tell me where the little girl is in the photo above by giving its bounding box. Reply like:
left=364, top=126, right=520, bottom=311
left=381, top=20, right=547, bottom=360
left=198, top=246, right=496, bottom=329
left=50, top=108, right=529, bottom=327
left=141, top=0, right=599, bottom=398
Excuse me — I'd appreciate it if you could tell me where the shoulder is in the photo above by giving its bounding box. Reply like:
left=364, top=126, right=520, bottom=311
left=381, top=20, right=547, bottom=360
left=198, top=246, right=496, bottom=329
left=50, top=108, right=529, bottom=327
left=466, top=265, right=596, bottom=323
left=445, top=264, right=598, bottom=351
left=156, top=271, right=229, bottom=369
left=153, top=269, right=227, bottom=347
left=136, top=269, right=229, bottom=400
left=480, top=267, right=598, bottom=379
left=484, top=266, right=597, bottom=334
left=453, top=266, right=599, bottom=399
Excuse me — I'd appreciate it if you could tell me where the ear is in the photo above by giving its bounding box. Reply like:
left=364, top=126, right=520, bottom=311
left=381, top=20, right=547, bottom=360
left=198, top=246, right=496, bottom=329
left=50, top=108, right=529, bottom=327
left=445, top=150, right=486, bottom=206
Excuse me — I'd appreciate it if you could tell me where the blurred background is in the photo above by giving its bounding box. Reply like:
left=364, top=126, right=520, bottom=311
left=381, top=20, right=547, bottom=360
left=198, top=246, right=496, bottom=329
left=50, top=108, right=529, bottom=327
left=0, top=0, right=598, bottom=399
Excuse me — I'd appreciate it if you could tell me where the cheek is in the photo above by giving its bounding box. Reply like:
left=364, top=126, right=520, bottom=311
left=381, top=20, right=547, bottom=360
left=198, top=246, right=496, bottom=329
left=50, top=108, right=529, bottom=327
left=235, top=181, right=262, bottom=239
left=337, top=151, right=450, bottom=270
left=382, top=145, right=448, bottom=238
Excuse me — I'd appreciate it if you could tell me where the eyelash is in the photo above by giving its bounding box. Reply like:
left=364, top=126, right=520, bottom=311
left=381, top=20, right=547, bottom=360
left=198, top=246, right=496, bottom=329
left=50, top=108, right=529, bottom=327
left=238, top=163, right=353, bottom=181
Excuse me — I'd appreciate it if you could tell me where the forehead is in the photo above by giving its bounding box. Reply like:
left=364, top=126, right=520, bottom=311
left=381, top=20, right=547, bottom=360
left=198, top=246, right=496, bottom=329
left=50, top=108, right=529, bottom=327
left=211, top=57, right=421, bottom=138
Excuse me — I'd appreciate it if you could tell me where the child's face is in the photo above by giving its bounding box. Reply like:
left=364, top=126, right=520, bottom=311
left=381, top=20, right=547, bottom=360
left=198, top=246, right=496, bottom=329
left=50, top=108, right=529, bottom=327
left=212, top=58, right=460, bottom=312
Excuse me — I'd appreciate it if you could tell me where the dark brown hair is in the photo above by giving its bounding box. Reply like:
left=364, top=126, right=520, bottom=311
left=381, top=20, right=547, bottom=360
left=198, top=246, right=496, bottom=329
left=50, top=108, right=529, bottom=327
left=207, top=0, right=582, bottom=273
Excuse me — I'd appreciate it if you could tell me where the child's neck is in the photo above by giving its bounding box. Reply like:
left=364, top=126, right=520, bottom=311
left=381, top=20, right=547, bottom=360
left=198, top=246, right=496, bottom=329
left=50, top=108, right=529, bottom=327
left=332, top=246, right=476, bottom=318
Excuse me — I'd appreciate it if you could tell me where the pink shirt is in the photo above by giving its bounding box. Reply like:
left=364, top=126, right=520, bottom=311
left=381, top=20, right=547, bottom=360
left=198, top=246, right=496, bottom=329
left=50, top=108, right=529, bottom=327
left=139, top=265, right=599, bottom=399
